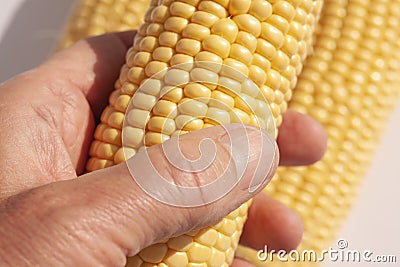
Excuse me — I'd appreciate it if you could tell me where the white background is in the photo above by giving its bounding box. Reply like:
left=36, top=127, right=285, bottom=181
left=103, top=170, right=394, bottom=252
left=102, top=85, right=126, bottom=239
left=0, top=1, right=399, bottom=266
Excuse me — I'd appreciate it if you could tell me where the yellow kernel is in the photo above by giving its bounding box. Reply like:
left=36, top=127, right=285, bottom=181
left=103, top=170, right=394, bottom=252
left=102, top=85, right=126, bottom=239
left=230, top=44, right=252, bottom=65
left=140, top=36, right=158, bottom=52
left=249, top=65, right=267, bottom=86
left=261, top=22, right=284, bottom=48
left=161, top=86, right=183, bottom=102
left=188, top=243, right=211, bottom=262
left=235, top=31, right=257, bottom=52
left=148, top=116, right=176, bottom=135
left=282, top=35, right=299, bottom=56
left=153, top=99, right=178, bottom=118
left=241, top=79, right=260, bottom=98
left=179, top=0, right=200, bottom=5
left=146, top=23, right=164, bottom=37
left=209, top=90, right=235, bottom=110
left=184, top=83, right=211, bottom=103
left=164, top=251, right=189, bottom=266
left=220, top=218, right=236, bottom=236
left=123, top=126, right=145, bottom=148
left=144, top=132, right=170, bottom=146
left=233, top=14, right=261, bottom=37
left=273, top=0, right=295, bottom=20
left=265, top=69, right=281, bottom=90
left=252, top=53, right=271, bottom=70
left=108, top=111, right=125, bottom=130
left=214, top=233, right=231, bottom=251
left=145, top=61, right=168, bottom=78
left=164, top=69, right=190, bottom=86
left=256, top=38, right=277, bottom=60
left=109, top=90, right=120, bottom=106
left=86, top=158, right=113, bottom=172
left=131, top=92, right=157, bottom=111
left=266, top=14, right=289, bottom=34
left=178, top=98, right=208, bottom=117
left=176, top=38, right=201, bottom=56
left=167, top=235, right=193, bottom=251
left=198, top=1, right=227, bottom=18
left=191, top=11, right=219, bottom=28
left=229, top=0, right=251, bottom=15
left=159, top=31, right=179, bottom=47
left=202, top=35, right=231, bottom=58
left=208, top=248, right=226, bottom=266
left=217, top=76, right=242, bottom=97
left=230, top=107, right=250, bottom=124
left=128, top=67, right=146, bottom=84
left=220, top=58, right=249, bottom=82
left=114, top=94, right=131, bottom=112
left=101, top=107, right=114, bottom=123
left=139, top=243, right=168, bottom=263
left=271, top=50, right=290, bottom=72
left=169, top=2, right=196, bottom=19
left=175, top=115, right=204, bottom=131
left=182, top=23, right=210, bottom=41
left=195, top=228, right=218, bottom=246
left=205, top=107, right=230, bottom=124
left=114, top=147, right=136, bottom=163
left=170, top=54, right=194, bottom=71
left=151, top=5, right=170, bottom=23
left=152, top=47, right=174, bottom=62
left=255, top=99, right=270, bottom=119
left=164, top=16, right=188, bottom=33
left=249, top=0, right=272, bottom=21
left=126, top=109, right=150, bottom=128
left=211, top=18, right=239, bottom=43
left=93, top=124, right=107, bottom=141
left=133, top=52, right=152, bottom=67
left=195, top=51, right=223, bottom=73
left=235, top=93, right=257, bottom=114
left=190, top=68, right=219, bottom=88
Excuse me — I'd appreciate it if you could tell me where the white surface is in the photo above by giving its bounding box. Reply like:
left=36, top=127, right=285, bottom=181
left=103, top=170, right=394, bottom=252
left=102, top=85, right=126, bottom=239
left=0, top=0, right=399, bottom=265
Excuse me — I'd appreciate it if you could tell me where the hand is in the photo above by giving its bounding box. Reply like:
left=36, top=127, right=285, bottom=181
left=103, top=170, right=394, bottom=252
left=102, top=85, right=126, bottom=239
left=0, top=32, right=327, bottom=266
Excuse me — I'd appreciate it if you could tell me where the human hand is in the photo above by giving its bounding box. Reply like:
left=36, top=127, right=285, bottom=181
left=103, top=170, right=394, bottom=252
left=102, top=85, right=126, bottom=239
left=0, top=32, right=327, bottom=266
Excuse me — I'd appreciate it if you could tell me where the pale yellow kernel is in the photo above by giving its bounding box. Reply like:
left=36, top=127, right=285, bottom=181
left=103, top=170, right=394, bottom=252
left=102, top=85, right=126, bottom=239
left=145, top=61, right=168, bottom=78
left=220, top=218, right=237, bottom=236
left=230, top=44, right=252, bottom=65
left=164, top=251, right=189, bottom=266
left=188, top=242, right=211, bottom=262
left=169, top=1, right=195, bottom=19
left=123, top=126, right=145, bottom=148
left=102, top=127, right=122, bottom=146
left=176, top=38, right=201, bottom=56
left=225, top=247, right=235, bottom=263
left=248, top=65, right=267, bottom=86
left=126, top=109, right=150, bottom=128
left=164, top=16, right=188, bottom=33
left=178, top=98, right=208, bottom=117
left=86, top=158, right=113, bottom=172
left=198, top=1, right=227, bottom=18
left=167, top=235, right=193, bottom=251
left=108, top=111, right=125, bottom=129
left=235, top=31, right=257, bottom=52
left=153, top=100, right=177, bottom=119
left=230, top=108, right=250, bottom=124
left=190, top=68, right=219, bottom=88
left=220, top=58, right=249, bottom=82
left=133, top=52, right=152, bottom=67
left=205, top=107, right=230, bottom=124
left=139, top=243, right=168, bottom=263
left=121, top=82, right=138, bottom=96
left=241, top=79, right=260, bottom=98
left=266, top=14, right=289, bottom=34
left=187, top=263, right=207, bottom=267
left=208, top=248, right=226, bottom=266
left=229, top=0, right=251, bottom=15
left=158, top=263, right=168, bottom=267
left=152, top=47, right=174, bottom=62
left=256, top=38, right=277, bottom=60
left=261, top=22, right=284, bottom=48
left=209, top=90, right=235, bottom=110
left=191, top=11, right=219, bottom=28
left=288, top=21, right=304, bottom=41
left=179, top=0, right=200, bottom=6
left=195, top=228, right=218, bottom=246
left=270, top=102, right=280, bottom=117
left=175, top=115, right=204, bottom=131
left=203, top=123, right=215, bottom=128
left=170, top=54, right=194, bottom=71
left=171, top=129, right=189, bottom=137
left=151, top=5, right=170, bottom=23
left=233, top=14, right=261, bottom=37
left=139, top=78, right=162, bottom=97
left=217, top=76, right=241, bottom=97
left=195, top=51, right=223, bottom=73
left=273, top=0, right=295, bottom=20
left=202, top=35, right=231, bottom=58
left=235, top=93, right=257, bottom=114
left=148, top=116, right=176, bottom=135
left=271, top=50, right=290, bottom=72
left=182, top=23, right=210, bottom=41
left=146, top=23, right=164, bottom=37
left=211, top=18, right=239, bottom=43
left=161, top=86, right=183, bottom=102
left=183, top=83, right=211, bottom=103
left=128, top=67, right=146, bottom=84
left=158, top=31, right=179, bottom=47
left=255, top=99, right=270, bottom=119
left=114, top=147, right=136, bottom=163
left=131, top=92, right=157, bottom=111
left=144, top=132, right=170, bottom=146
left=140, top=36, right=158, bottom=52
left=214, top=233, right=231, bottom=251
left=249, top=0, right=272, bottom=21
left=265, top=69, right=282, bottom=90
left=252, top=53, right=271, bottom=70
left=164, top=69, right=190, bottom=86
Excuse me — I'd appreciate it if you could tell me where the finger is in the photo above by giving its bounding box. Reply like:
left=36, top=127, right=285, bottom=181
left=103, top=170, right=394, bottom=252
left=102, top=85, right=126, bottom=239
left=277, top=110, right=327, bottom=166
left=1, top=125, right=278, bottom=266
left=39, top=31, right=135, bottom=120
left=231, top=258, right=256, bottom=267
left=239, top=193, right=303, bottom=252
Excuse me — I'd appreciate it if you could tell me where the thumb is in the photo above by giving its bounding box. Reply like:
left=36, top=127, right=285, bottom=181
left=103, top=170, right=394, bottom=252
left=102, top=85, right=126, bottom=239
left=1, top=124, right=278, bottom=266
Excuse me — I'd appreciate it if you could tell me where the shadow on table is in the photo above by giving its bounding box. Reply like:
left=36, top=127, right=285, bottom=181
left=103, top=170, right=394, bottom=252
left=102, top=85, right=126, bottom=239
left=0, top=0, right=74, bottom=82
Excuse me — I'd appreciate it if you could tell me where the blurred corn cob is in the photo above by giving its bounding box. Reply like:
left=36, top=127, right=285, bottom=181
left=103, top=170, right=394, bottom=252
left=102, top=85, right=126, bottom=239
left=58, top=0, right=400, bottom=266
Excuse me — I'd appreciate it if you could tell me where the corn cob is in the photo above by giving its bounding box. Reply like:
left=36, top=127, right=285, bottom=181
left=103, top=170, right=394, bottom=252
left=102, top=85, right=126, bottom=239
left=58, top=0, right=400, bottom=266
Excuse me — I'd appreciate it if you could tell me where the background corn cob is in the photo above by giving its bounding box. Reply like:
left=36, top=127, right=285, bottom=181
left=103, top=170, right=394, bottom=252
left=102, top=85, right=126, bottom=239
left=58, top=0, right=400, bottom=266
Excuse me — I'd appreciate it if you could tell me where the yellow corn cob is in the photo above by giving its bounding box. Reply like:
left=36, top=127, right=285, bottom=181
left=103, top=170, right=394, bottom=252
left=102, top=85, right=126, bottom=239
left=82, top=0, right=322, bottom=266
left=58, top=0, right=400, bottom=266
